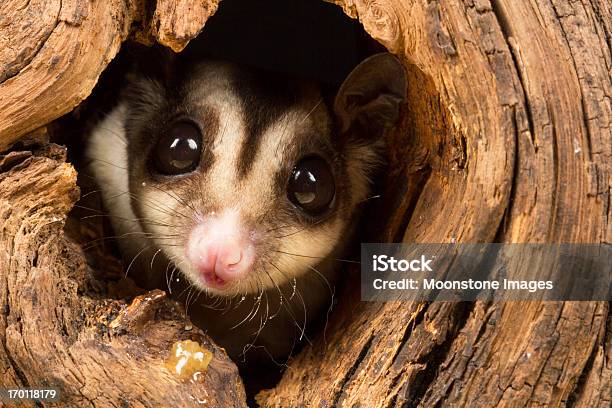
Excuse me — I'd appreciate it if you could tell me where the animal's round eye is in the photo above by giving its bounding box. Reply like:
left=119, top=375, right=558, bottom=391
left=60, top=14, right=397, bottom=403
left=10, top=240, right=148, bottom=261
left=152, top=122, right=202, bottom=175
left=287, top=155, right=335, bottom=216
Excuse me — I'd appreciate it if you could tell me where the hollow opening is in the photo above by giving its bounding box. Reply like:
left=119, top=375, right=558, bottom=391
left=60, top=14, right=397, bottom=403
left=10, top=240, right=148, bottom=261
left=41, top=0, right=446, bottom=402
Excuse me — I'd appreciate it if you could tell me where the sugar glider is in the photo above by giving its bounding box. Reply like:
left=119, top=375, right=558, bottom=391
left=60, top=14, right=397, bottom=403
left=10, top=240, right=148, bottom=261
left=85, top=48, right=406, bottom=361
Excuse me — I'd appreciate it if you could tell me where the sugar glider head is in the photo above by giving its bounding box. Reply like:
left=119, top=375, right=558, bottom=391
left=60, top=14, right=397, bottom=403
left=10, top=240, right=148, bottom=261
left=119, top=52, right=406, bottom=296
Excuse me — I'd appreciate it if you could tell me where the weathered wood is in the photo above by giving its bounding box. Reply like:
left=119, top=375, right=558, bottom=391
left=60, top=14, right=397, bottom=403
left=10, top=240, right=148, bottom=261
left=0, top=145, right=246, bottom=406
left=0, top=0, right=219, bottom=151
left=1, top=0, right=610, bottom=406
left=258, top=0, right=611, bottom=406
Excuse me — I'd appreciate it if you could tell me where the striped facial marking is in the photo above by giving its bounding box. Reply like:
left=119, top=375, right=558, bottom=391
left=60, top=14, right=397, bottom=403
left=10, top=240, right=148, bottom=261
left=110, top=61, right=377, bottom=296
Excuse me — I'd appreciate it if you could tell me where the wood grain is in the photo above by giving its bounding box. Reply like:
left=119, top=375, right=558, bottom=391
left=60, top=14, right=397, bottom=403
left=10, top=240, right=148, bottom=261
left=0, top=0, right=609, bottom=406
left=259, top=0, right=610, bottom=406
left=0, top=0, right=219, bottom=151
left=0, top=145, right=246, bottom=407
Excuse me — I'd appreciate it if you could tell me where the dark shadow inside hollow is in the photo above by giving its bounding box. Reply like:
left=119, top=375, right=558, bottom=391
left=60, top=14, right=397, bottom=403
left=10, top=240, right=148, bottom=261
left=47, top=0, right=440, bottom=403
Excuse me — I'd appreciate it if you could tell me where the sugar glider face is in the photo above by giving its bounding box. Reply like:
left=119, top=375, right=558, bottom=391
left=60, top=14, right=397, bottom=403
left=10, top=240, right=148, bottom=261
left=87, top=53, right=406, bottom=296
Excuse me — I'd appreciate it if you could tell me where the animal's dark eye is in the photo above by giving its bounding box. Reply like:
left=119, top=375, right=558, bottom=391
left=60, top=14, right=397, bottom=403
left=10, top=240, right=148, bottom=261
left=152, top=121, right=202, bottom=175
left=287, top=155, right=335, bottom=216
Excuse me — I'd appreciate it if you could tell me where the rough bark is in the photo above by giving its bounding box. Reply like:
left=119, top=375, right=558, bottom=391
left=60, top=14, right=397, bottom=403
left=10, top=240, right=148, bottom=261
left=0, top=0, right=219, bottom=151
left=259, top=0, right=611, bottom=406
left=1, top=1, right=247, bottom=405
left=0, top=145, right=246, bottom=406
left=1, top=0, right=610, bottom=407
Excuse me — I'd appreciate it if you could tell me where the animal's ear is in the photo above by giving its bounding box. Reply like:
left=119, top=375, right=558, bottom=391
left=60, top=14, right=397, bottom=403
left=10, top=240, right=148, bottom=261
left=334, top=53, right=406, bottom=138
left=121, top=45, right=176, bottom=121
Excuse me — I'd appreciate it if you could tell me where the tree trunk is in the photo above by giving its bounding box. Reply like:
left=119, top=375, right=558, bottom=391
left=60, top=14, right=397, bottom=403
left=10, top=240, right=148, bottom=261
left=1, top=0, right=610, bottom=407
left=0, top=146, right=247, bottom=405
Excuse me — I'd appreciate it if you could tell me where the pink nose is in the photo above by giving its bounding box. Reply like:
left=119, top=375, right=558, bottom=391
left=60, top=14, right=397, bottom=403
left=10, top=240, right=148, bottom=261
left=186, top=212, right=255, bottom=287
left=192, top=239, right=253, bottom=285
